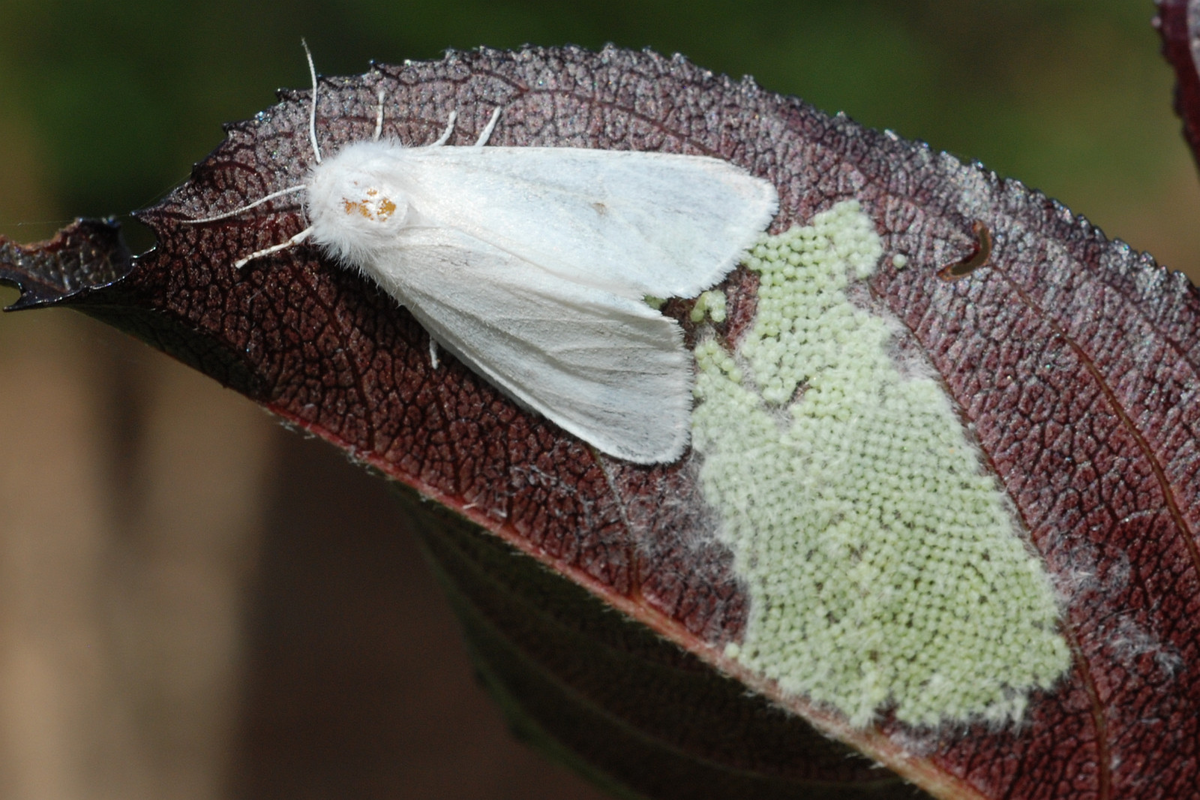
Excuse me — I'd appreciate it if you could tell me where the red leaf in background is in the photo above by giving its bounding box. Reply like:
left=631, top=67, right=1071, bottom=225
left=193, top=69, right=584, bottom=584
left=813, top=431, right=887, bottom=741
left=1158, top=0, right=1200, bottom=170
left=3, top=45, right=1199, bottom=799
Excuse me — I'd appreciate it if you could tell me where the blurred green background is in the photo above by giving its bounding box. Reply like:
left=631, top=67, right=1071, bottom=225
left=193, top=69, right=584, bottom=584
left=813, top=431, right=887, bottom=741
left=1, top=0, right=1196, bottom=274
left=0, top=2, right=1196, bottom=800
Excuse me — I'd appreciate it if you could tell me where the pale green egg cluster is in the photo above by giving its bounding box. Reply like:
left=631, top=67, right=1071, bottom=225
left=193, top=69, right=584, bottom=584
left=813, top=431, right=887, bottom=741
left=690, top=290, right=727, bottom=323
left=692, top=201, right=1070, bottom=728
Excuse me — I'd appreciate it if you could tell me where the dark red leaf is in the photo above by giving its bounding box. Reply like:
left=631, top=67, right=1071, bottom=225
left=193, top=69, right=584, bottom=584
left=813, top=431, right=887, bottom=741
left=1157, top=0, right=1200, bottom=170
left=0, top=218, right=129, bottom=310
left=3, top=45, right=1198, bottom=800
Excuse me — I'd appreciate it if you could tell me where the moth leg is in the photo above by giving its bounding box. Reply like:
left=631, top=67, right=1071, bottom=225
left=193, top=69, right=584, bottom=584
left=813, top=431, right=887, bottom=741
left=373, top=89, right=385, bottom=141
left=474, top=106, right=502, bottom=147
left=235, top=226, right=313, bottom=269
left=428, top=337, right=440, bottom=369
left=432, top=111, right=458, bottom=146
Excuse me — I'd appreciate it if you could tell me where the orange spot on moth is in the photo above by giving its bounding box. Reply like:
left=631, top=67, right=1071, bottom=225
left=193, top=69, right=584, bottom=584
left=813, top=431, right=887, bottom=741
left=341, top=189, right=397, bottom=221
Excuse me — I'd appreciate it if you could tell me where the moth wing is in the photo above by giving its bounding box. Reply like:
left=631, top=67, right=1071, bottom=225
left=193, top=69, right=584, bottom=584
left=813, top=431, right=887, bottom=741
left=395, top=146, right=778, bottom=299
left=374, top=227, right=693, bottom=464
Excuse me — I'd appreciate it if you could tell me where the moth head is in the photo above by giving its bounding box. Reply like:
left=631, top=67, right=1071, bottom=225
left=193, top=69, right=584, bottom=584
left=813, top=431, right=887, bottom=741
left=306, top=140, right=414, bottom=264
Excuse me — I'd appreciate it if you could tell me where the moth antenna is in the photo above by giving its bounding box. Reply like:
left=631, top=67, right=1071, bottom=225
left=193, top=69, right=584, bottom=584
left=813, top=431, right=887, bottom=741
left=373, top=89, right=386, bottom=141
left=432, top=111, right=457, bottom=146
left=475, top=106, right=502, bottom=148
left=234, top=226, right=313, bottom=269
left=182, top=184, right=309, bottom=225
left=302, top=39, right=322, bottom=164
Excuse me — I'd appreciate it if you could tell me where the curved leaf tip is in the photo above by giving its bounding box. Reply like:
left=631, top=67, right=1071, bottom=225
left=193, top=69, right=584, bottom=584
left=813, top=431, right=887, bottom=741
left=0, top=218, right=131, bottom=311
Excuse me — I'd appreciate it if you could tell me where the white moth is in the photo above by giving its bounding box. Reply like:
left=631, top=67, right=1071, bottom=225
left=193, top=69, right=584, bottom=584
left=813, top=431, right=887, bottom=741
left=187, top=47, right=778, bottom=464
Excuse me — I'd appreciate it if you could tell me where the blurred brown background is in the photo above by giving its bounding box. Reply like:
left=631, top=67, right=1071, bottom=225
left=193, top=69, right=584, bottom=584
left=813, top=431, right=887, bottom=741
left=1, top=1, right=1198, bottom=798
